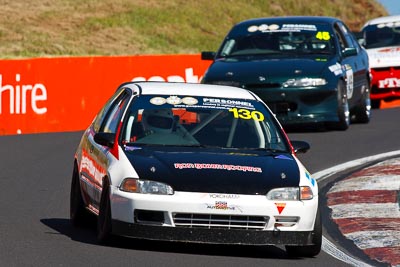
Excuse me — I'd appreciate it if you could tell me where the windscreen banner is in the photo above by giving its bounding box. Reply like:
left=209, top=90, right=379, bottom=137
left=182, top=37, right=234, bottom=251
left=0, top=55, right=211, bottom=135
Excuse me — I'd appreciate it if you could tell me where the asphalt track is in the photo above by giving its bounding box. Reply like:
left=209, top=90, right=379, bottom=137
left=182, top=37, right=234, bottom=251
left=0, top=107, right=399, bottom=267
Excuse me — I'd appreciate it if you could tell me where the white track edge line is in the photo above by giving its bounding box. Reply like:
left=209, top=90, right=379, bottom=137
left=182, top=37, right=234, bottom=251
left=313, top=150, right=400, bottom=183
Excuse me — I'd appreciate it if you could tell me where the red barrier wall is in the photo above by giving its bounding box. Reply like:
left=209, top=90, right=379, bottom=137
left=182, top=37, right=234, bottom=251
left=0, top=55, right=211, bottom=135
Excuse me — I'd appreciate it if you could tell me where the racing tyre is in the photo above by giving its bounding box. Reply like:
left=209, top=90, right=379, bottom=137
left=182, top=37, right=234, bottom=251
left=329, top=80, right=349, bottom=130
left=371, top=99, right=381, bottom=109
left=97, top=181, right=113, bottom=244
left=285, top=207, right=322, bottom=258
left=352, top=82, right=371, bottom=123
left=70, top=162, right=91, bottom=227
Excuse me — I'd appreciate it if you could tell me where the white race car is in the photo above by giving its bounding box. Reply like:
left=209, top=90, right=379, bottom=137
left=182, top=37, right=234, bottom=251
left=360, top=15, right=400, bottom=108
left=70, top=81, right=321, bottom=257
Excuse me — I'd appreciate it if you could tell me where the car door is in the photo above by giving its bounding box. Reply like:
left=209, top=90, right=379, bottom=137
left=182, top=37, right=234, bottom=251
left=80, top=88, right=131, bottom=211
left=334, top=22, right=366, bottom=107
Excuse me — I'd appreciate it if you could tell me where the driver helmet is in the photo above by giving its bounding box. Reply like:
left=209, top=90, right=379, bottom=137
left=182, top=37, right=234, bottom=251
left=142, top=108, right=175, bottom=134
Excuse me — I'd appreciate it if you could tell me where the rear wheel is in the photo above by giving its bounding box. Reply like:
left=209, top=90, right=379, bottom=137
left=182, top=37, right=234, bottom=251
left=352, top=82, right=371, bottom=123
left=70, top=162, right=91, bottom=227
left=285, top=207, right=322, bottom=257
left=97, top=180, right=113, bottom=244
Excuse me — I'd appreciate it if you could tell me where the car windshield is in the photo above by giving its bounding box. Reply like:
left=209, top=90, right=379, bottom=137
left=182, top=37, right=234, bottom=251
left=363, top=21, right=400, bottom=49
left=121, top=95, right=289, bottom=151
left=217, top=22, right=336, bottom=58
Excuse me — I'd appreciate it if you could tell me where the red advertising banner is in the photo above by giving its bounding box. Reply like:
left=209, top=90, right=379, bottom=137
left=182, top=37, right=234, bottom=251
left=0, top=55, right=211, bottom=135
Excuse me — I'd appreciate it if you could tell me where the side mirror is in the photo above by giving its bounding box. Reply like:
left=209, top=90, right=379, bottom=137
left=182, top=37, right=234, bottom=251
left=342, top=47, right=357, bottom=57
left=201, top=51, right=216, bottom=60
left=94, top=132, right=115, bottom=148
left=291, top=140, right=310, bottom=154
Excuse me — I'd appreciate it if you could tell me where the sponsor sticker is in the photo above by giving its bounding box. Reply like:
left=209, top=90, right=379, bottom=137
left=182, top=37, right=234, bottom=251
left=282, top=24, right=317, bottom=31
left=181, top=97, right=198, bottom=105
left=174, top=163, right=262, bottom=173
left=377, top=47, right=400, bottom=53
left=377, top=21, right=400, bottom=28
left=124, top=146, right=142, bottom=151
left=329, top=63, right=343, bottom=75
left=203, top=98, right=254, bottom=109
left=206, top=201, right=242, bottom=212
left=378, top=78, right=400, bottom=88
left=247, top=24, right=317, bottom=33
left=80, top=150, right=107, bottom=186
left=248, top=24, right=280, bottom=32
left=149, top=96, right=198, bottom=106
left=344, top=64, right=354, bottom=99
left=150, top=97, right=167, bottom=105
left=305, top=171, right=316, bottom=187
left=274, top=155, right=293, bottom=160
left=275, top=203, right=286, bottom=214
left=166, top=96, right=182, bottom=105
left=209, top=193, right=240, bottom=199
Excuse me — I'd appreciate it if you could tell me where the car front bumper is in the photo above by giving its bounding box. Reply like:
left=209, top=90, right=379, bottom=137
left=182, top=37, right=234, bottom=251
left=248, top=86, right=339, bottom=125
left=112, top=220, right=316, bottom=245
left=370, top=67, right=400, bottom=100
left=109, top=189, right=319, bottom=246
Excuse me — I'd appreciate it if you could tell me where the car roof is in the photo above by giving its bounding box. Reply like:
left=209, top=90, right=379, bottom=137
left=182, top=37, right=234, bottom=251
left=121, top=82, right=259, bottom=100
left=234, top=16, right=341, bottom=27
left=362, top=15, right=400, bottom=28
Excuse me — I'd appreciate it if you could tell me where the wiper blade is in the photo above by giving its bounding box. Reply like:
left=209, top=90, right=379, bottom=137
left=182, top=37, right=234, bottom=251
left=303, top=50, right=333, bottom=55
left=126, top=143, right=205, bottom=147
left=124, top=142, right=154, bottom=147
left=248, top=148, right=289, bottom=153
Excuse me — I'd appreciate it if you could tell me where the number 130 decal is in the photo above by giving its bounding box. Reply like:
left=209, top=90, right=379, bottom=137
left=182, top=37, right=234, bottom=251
left=229, top=108, right=264, bottom=121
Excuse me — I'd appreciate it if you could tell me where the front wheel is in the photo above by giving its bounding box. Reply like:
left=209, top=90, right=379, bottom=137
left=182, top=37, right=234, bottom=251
left=97, top=181, right=113, bottom=244
left=328, top=80, right=349, bottom=130
left=285, top=207, right=322, bottom=257
left=70, top=162, right=91, bottom=227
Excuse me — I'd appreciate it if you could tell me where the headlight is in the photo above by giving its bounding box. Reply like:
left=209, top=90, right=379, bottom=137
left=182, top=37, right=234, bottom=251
left=283, top=78, right=327, bottom=87
left=266, top=186, right=313, bottom=200
left=120, top=178, right=174, bottom=195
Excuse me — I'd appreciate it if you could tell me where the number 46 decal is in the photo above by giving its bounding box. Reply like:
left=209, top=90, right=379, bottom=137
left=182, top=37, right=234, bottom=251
left=229, top=108, right=264, bottom=121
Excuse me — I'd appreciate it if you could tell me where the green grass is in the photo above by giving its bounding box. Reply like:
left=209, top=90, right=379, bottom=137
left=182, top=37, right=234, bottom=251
left=0, top=0, right=388, bottom=58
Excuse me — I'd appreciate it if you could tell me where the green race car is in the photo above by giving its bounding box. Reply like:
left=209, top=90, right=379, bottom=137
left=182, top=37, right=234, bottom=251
left=201, top=16, right=371, bottom=130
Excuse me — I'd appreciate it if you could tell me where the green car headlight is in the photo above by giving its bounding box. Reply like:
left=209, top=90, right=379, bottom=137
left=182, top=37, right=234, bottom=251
left=266, top=186, right=313, bottom=201
left=283, top=78, right=327, bottom=87
left=120, top=178, right=174, bottom=195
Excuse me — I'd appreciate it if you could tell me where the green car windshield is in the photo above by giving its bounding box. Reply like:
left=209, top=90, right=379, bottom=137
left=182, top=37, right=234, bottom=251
left=217, top=22, right=336, bottom=57
left=121, top=95, right=289, bottom=152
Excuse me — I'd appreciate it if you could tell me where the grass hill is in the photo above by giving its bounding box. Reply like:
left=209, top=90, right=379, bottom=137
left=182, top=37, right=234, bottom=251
left=0, top=0, right=387, bottom=58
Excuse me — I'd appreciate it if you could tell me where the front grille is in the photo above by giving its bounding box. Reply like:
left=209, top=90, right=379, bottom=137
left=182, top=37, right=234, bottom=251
left=173, top=213, right=269, bottom=230
left=269, top=102, right=297, bottom=114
